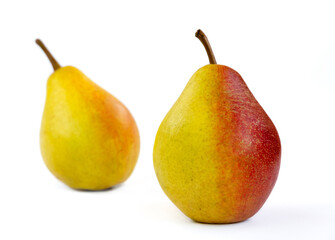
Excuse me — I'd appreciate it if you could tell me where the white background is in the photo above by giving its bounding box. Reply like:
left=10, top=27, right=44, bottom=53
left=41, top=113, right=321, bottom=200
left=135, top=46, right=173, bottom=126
left=0, top=1, right=334, bottom=239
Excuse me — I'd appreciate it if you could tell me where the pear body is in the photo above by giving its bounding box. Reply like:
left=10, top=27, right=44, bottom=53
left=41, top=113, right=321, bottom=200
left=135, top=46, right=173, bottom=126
left=153, top=64, right=281, bottom=223
left=40, top=66, right=140, bottom=190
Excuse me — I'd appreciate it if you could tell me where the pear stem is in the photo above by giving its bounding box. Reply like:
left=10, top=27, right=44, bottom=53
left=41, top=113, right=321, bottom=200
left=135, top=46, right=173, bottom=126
left=35, top=39, right=61, bottom=71
left=195, top=29, right=217, bottom=64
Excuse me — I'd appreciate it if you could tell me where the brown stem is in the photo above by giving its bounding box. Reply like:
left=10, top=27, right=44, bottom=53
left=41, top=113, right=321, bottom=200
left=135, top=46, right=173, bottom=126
left=35, top=39, right=61, bottom=71
left=195, top=29, right=217, bottom=64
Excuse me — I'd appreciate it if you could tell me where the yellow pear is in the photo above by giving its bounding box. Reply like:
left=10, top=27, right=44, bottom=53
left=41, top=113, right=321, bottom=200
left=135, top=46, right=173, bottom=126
left=37, top=39, right=140, bottom=190
left=153, top=30, right=281, bottom=223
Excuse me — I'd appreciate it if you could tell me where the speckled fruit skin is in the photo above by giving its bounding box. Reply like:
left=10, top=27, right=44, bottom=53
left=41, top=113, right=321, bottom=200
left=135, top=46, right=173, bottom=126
left=40, top=66, right=140, bottom=190
left=153, top=64, right=281, bottom=223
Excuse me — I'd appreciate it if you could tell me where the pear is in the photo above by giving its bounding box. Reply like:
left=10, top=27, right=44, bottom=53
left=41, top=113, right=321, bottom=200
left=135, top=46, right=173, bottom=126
left=37, top=39, right=140, bottom=190
left=153, top=30, right=281, bottom=223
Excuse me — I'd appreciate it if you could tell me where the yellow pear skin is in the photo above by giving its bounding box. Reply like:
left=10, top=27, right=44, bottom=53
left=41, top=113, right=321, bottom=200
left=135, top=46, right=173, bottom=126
left=153, top=30, right=281, bottom=223
left=37, top=40, right=140, bottom=190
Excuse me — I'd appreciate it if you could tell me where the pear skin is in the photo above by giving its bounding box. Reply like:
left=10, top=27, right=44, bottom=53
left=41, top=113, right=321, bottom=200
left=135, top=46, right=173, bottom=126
left=37, top=40, right=140, bottom=190
left=153, top=30, right=281, bottom=223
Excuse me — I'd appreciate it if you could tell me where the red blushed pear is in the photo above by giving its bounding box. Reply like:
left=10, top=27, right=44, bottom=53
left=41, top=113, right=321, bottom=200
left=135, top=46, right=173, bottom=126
left=37, top=39, right=140, bottom=190
left=153, top=30, right=281, bottom=223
